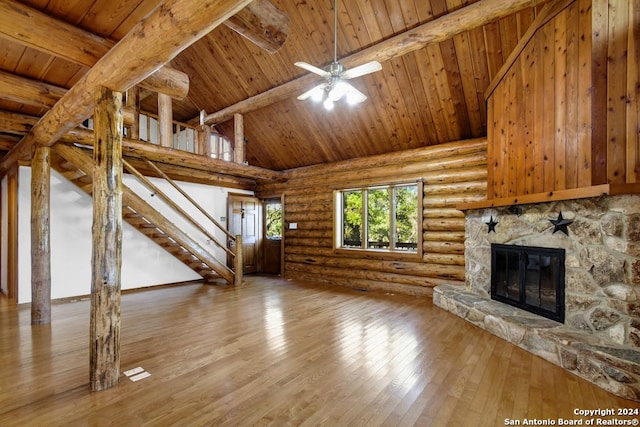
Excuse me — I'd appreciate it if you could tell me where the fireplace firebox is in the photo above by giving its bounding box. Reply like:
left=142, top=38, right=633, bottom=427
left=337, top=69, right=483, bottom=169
left=491, top=244, right=565, bottom=323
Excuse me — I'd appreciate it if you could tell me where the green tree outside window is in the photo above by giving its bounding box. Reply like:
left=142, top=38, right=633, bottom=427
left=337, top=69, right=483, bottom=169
left=265, top=202, right=282, bottom=239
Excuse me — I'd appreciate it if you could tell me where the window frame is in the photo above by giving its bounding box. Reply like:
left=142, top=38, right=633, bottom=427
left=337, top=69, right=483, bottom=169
left=333, top=181, right=423, bottom=259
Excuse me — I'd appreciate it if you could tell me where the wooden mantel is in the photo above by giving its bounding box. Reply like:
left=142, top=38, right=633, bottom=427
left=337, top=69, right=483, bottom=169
left=457, top=183, right=640, bottom=211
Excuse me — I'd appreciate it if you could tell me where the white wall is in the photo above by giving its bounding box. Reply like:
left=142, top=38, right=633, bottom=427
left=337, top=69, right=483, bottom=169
left=16, top=166, right=252, bottom=304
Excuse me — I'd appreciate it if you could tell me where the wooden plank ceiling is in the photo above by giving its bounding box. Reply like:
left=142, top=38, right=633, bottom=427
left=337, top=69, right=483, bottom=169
left=0, top=0, right=539, bottom=171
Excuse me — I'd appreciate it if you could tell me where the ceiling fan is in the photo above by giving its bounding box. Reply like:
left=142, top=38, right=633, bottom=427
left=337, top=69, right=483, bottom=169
left=295, top=0, right=382, bottom=110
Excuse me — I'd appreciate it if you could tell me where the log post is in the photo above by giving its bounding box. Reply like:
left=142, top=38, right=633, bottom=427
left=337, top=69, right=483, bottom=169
left=125, top=87, right=140, bottom=140
left=198, top=124, right=212, bottom=157
left=90, top=86, right=123, bottom=392
left=158, top=93, right=173, bottom=148
left=30, top=144, right=51, bottom=325
left=233, top=113, right=245, bottom=164
left=6, top=167, right=19, bottom=302
left=234, top=234, right=243, bottom=286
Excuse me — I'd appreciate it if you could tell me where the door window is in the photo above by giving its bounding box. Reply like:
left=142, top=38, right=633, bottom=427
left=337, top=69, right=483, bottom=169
left=265, top=201, right=282, bottom=240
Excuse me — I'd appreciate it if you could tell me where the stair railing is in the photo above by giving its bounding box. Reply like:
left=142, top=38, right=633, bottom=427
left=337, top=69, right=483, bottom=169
left=54, top=143, right=241, bottom=285
left=122, top=158, right=243, bottom=285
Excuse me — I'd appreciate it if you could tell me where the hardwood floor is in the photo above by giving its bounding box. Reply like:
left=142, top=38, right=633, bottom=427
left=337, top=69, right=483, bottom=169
left=1, top=276, right=637, bottom=426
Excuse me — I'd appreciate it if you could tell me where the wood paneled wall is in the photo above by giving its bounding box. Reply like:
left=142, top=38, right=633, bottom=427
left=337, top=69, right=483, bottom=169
left=256, top=139, right=487, bottom=295
left=486, top=0, right=640, bottom=200
left=598, top=0, right=640, bottom=185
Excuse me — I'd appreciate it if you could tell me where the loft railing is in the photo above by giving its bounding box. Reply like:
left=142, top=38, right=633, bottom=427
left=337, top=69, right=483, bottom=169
left=136, top=112, right=234, bottom=160
left=122, top=157, right=243, bottom=286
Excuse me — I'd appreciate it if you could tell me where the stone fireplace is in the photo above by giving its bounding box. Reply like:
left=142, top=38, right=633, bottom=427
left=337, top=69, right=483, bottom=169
left=433, top=194, right=640, bottom=401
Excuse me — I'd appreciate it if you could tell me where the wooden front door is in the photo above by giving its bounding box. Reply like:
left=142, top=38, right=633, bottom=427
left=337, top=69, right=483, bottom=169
left=228, top=195, right=260, bottom=274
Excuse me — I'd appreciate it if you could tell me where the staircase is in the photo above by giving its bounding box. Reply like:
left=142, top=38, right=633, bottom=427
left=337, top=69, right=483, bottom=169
left=51, top=143, right=238, bottom=285
left=121, top=206, right=223, bottom=282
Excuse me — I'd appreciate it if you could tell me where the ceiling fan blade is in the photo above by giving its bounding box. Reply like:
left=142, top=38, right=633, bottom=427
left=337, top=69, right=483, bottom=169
left=341, top=61, right=382, bottom=79
left=297, top=82, right=327, bottom=101
left=294, top=61, right=330, bottom=77
left=344, top=84, right=367, bottom=104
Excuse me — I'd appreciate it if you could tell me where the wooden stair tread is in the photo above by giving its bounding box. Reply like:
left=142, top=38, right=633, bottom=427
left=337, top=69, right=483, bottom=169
left=59, top=170, right=86, bottom=180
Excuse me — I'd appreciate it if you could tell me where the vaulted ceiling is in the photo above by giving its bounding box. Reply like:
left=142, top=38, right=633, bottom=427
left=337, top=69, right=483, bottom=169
left=0, top=0, right=542, bottom=171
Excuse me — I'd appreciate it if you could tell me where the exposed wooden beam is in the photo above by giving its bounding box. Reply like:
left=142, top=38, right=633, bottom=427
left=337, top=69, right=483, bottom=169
left=138, top=67, right=190, bottom=101
left=0, top=74, right=143, bottom=128
left=0, top=0, right=104, bottom=69
left=224, top=0, right=289, bottom=53
left=61, top=128, right=284, bottom=182
left=198, top=0, right=550, bottom=125
left=0, top=110, right=39, bottom=134
left=0, top=0, right=289, bottom=105
left=123, top=157, right=256, bottom=190
left=0, top=70, right=67, bottom=109
left=0, top=135, right=20, bottom=151
left=0, top=0, right=254, bottom=177
left=0, top=71, right=137, bottom=125
left=0, top=0, right=189, bottom=100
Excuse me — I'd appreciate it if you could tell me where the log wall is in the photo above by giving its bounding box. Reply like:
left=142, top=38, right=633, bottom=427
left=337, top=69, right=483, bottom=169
left=256, top=138, right=487, bottom=295
left=486, top=0, right=640, bottom=200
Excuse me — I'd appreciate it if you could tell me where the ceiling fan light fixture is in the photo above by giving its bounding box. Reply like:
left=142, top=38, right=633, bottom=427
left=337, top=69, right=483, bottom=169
left=328, top=80, right=349, bottom=102
left=323, top=97, right=334, bottom=111
left=310, top=86, right=326, bottom=102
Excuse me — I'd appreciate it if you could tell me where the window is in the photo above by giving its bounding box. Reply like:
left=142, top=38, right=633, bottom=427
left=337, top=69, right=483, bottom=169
left=265, top=200, right=282, bottom=240
left=335, top=182, right=421, bottom=254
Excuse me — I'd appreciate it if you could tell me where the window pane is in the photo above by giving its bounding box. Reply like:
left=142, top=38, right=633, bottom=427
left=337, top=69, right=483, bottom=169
left=265, top=202, right=282, bottom=239
left=342, top=190, right=362, bottom=248
left=394, top=185, right=418, bottom=251
left=367, top=188, right=390, bottom=249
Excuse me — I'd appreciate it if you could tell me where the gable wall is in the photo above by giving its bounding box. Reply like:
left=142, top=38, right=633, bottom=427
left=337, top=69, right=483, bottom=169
left=486, top=0, right=640, bottom=200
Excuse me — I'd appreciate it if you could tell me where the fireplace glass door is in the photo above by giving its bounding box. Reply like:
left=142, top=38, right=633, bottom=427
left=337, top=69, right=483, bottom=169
left=491, top=244, right=565, bottom=322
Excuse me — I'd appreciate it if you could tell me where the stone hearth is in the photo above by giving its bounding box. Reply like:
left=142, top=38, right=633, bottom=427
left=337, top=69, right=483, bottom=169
left=434, top=194, right=640, bottom=401
left=434, top=284, right=640, bottom=401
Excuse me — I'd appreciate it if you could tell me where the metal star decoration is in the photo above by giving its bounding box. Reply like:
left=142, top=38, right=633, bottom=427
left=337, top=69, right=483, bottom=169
left=485, top=216, right=498, bottom=233
left=550, top=211, right=573, bottom=235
